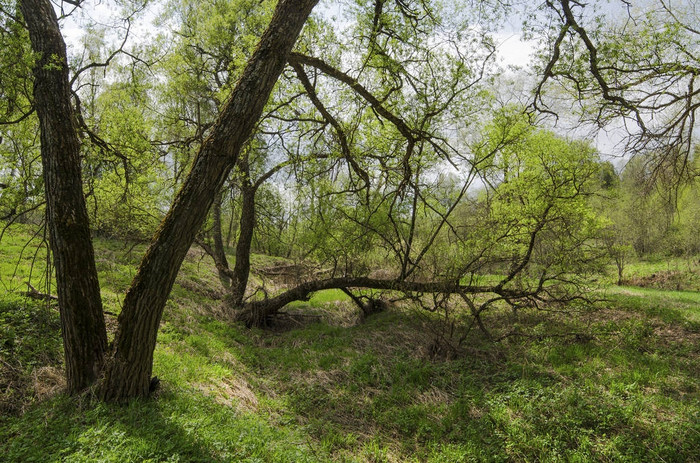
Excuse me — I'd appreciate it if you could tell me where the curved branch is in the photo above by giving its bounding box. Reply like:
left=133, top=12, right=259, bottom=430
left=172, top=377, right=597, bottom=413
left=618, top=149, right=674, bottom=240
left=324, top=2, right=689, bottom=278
left=69, top=18, right=132, bottom=87
left=288, top=52, right=415, bottom=141
left=237, top=276, right=532, bottom=327
left=290, top=61, right=370, bottom=191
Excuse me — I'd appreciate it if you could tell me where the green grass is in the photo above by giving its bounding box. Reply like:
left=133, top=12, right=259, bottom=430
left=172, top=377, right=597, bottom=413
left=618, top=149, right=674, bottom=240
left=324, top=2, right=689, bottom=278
left=615, top=256, right=700, bottom=291
left=1, top=225, right=699, bottom=462
left=0, top=223, right=54, bottom=295
left=0, top=294, right=62, bottom=415
left=623, top=255, right=698, bottom=277
left=2, top=389, right=321, bottom=462
left=286, top=288, right=351, bottom=309
left=606, top=286, right=700, bottom=323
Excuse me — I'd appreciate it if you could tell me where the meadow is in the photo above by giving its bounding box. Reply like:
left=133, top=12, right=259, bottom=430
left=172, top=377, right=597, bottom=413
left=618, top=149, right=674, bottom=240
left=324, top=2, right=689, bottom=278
left=1, top=225, right=698, bottom=462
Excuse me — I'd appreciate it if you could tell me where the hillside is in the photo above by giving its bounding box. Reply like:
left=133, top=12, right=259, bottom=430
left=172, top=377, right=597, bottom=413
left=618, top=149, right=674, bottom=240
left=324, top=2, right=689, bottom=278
left=1, top=226, right=699, bottom=462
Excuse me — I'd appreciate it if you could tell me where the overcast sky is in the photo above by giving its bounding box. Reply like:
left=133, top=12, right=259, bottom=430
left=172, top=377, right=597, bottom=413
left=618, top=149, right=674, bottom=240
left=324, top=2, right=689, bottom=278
left=58, top=0, right=655, bottom=166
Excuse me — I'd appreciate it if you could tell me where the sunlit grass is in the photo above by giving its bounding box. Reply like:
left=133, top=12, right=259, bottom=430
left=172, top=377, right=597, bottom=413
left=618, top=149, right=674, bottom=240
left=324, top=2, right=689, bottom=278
left=0, top=223, right=53, bottom=295
left=1, top=226, right=699, bottom=462
left=615, top=256, right=700, bottom=291
left=605, top=286, right=700, bottom=324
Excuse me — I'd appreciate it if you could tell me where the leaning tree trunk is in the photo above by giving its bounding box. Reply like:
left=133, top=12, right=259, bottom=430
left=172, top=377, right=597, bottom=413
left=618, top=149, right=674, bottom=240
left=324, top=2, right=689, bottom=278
left=98, top=0, right=319, bottom=401
left=20, top=0, right=108, bottom=393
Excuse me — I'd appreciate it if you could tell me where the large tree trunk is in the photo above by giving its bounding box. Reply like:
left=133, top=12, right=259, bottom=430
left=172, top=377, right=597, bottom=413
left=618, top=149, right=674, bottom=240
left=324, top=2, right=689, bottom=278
left=98, top=0, right=319, bottom=401
left=231, top=182, right=256, bottom=306
left=20, top=0, right=108, bottom=393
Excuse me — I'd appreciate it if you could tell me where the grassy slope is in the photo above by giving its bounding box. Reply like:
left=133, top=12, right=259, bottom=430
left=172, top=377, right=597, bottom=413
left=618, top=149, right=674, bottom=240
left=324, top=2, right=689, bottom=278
left=1, top=227, right=698, bottom=462
left=618, top=256, right=700, bottom=292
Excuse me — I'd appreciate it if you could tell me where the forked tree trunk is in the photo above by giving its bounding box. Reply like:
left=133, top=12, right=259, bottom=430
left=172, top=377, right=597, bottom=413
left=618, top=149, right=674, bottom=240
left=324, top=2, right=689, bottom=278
left=212, top=154, right=292, bottom=307
left=20, top=0, right=108, bottom=393
left=227, top=152, right=295, bottom=305
left=98, top=0, right=319, bottom=401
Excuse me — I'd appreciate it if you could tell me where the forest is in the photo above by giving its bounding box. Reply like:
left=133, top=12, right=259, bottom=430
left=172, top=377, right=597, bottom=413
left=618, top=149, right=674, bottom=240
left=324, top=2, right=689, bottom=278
left=1, top=0, right=699, bottom=460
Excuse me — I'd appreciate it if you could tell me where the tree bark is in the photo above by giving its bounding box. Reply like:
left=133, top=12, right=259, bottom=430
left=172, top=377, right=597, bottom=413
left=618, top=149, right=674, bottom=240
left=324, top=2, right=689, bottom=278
left=20, top=0, right=108, bottom=393
left=231, top=181, right=256, bottom=306
left=98, top=0, right=319, bottom=401
left=236, top=277, right=502, bottom=327
left=212, top=190, right=232, bottom=287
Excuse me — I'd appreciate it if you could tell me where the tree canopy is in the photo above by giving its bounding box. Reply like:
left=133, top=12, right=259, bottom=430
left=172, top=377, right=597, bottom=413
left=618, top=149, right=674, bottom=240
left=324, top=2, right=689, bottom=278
left=1, top=0, right=698, bottom=400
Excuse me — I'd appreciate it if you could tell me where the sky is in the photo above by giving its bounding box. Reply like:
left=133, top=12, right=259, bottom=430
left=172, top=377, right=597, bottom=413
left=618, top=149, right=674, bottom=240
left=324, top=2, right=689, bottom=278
left=493, top=32, right=536, bottom=68
left=57, top=0, right=646, bottom=167
left=60, top=0, right=537, bottom=67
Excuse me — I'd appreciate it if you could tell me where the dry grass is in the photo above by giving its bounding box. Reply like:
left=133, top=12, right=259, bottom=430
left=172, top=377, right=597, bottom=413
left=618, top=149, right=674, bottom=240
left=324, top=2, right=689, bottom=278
left=194, top=375, right=259, bottom=412
left=30, top=366, right=65, bottom=401
left=1, top=363, right=65, bottom=416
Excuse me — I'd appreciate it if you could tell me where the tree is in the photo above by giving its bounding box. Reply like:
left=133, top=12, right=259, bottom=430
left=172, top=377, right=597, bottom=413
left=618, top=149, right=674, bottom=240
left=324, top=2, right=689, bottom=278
left=0, top=4, right=42, bottom=225
left=155, top=1, right=606, bottom=334
left=536, top=0, right=700, bottom=173
left=231, top=104, right=605, bottom=332
left=592, top=164, right=629, bottom=285
left=19, top=0, right=318, bottom=400
left=12, top=0, right=694, bottom=401
left=601, top=151, right=699, bottom=259
left=19, top=0, right=109, bottom=392
left=184, top=0, right=496, bottom=319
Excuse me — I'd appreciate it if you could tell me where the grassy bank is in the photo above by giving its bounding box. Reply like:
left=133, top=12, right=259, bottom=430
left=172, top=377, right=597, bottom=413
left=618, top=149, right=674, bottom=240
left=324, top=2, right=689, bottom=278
left=1, top=227, right=698, bottom=461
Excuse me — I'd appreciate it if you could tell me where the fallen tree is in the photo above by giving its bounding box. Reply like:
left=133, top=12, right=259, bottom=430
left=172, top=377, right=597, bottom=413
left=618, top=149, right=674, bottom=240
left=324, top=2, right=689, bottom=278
left=234, top=276, right=557, bottom=328
left=213, top=111, right=606, bottom=338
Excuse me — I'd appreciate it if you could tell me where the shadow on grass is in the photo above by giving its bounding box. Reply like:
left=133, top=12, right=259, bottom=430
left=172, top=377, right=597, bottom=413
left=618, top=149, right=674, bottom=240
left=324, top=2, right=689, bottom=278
left=2, top=290, right=699, bottom=462
left=226, top=302, right=700, bottom=461
left=1, top=390, right=221, bottom=462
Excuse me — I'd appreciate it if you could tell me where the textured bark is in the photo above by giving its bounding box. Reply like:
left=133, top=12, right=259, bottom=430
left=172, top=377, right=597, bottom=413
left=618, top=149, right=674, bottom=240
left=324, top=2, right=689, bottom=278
left=237, top=277, right=501, bottom=327
left=231, top=182, right=256, bottom=306
left=98, top=0, right=319, bottom=401
left=20, top=0, right=108, bottom=393
left=212, top=190, right=232, bottom=287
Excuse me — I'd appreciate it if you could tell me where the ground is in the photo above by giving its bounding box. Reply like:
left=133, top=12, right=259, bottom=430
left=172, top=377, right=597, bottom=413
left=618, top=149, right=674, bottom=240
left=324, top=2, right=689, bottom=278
left=1, top=226, right=698, bottom=462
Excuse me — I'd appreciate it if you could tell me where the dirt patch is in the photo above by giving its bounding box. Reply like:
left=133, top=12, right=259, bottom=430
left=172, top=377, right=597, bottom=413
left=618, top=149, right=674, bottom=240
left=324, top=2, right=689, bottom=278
left=271, top=311, right=324, bottom=331
left=176, top=278, right=225, bottom=301
left=584, top=305, right=700, bottom=350
left=417, top=386, right=454, bottom=407
left=351, top=321, right=434, bottom=360
left=0, top=360, right=25, bottom=415
left=104, top=310, right=119, bottom=335
left=31, top=366, right=65, bottom=400
left=652, top=322, right=700, bottom=346
left=583, top=307, right=639, bottom=325
left=186, top=247, right=206, bottom=260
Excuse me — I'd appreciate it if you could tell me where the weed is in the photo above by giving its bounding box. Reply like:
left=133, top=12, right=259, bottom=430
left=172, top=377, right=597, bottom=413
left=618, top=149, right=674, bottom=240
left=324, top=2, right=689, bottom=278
left=1, top=226, right=698, bottom=461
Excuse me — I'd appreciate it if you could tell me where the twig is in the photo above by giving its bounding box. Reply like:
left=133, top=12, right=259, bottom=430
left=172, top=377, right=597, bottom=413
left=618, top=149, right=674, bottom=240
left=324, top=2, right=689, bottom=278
left=23, top=282, right=58, bottom=301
